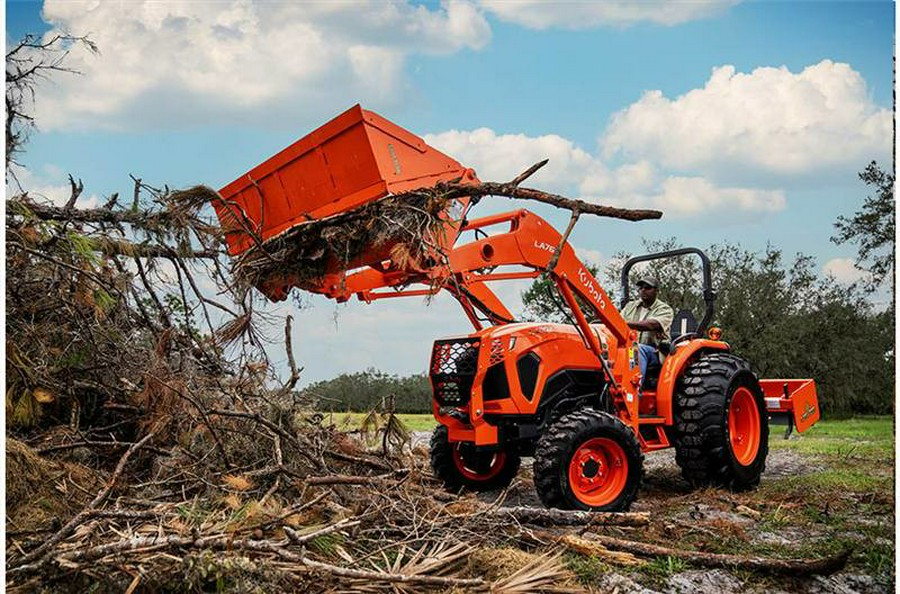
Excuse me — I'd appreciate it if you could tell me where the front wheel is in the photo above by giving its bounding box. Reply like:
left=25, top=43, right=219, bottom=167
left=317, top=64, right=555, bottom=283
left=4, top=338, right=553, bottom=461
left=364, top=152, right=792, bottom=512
left=430, top=425, right=520, bottom=492
left=533, top=410, right=643, bottom=511
left=673, top=352, right=769, bottom=490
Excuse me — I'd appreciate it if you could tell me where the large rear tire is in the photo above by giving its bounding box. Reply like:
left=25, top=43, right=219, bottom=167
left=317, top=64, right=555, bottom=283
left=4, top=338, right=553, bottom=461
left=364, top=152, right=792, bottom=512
left=430, top=425, right=520, bottom=492
left=533, top=410, right=643, bottom=512
left=672, top=352, right=769, bottom=490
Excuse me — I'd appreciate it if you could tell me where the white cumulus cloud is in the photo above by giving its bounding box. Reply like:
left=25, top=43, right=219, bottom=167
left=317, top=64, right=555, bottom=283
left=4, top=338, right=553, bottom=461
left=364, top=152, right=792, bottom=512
left=822, top=258, right=870, bottom=285
left=638, top=176, right=785, bottom=216
left=425, top=128, right=598, bottom=194
left=7, top=164, right=100, bottom=208
left=425, top=127, right=785, bottom=219
left=478, top=0, right=738, bottom=29
left=32, top=0, right=491, bottom=131
left=574, top=247, right=606, bottom=267
left=602, top=60, right=892, bottom=176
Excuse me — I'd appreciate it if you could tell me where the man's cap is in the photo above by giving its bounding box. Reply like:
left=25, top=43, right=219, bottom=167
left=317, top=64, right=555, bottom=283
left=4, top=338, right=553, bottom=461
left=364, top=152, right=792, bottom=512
left=636, top=276, right=660, bottom=289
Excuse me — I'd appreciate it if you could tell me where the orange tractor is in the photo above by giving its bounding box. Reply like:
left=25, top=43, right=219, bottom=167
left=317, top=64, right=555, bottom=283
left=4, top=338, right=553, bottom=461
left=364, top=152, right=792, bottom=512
left=215, top=105, right=820, bottom=511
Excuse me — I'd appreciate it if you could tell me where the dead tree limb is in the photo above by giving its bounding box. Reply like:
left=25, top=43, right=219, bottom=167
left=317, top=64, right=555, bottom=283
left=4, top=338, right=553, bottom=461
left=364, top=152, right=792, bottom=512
left=436, top=178, right=662, bottom=222
left=546, top=208, right=580, bottom=272
left=321, top=449, right=394, bottom=472
left=22, top=534, right=485, bottom=589
left=276, top=314, right=302, bottom=398
left=296, top=554, right=484, bottom=588
left=304, top=473, right=401, bottom=487
left=10, top=196, right=178, bottom=227
left=586, top=532, right=851, bottom=576
left=207, top=408, right=325, bottom=472
left=9, top=432, right=155, bottom=571
left=559, top=533, right=645, bottom=566
left=284, top=517, right=361, bottom=544
left=508, top=159, right=548, bottom=187
left=484, top=507, right=650, bottom=527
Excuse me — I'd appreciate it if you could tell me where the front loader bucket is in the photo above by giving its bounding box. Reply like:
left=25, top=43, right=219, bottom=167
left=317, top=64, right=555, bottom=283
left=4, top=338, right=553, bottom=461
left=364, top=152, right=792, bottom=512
left=760, top=379, right=820, bottom=434
left=215, top=104, right=474, bottom=257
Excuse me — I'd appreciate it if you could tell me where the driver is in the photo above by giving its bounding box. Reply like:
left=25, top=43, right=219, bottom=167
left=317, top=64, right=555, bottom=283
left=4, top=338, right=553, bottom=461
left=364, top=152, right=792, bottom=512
left=621, top=276, right=674, bottom=381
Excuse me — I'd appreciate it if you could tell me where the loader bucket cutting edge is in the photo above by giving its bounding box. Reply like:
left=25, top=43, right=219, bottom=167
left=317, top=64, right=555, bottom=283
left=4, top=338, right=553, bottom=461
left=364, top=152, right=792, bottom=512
left=214, top=104, right=473, bottom=257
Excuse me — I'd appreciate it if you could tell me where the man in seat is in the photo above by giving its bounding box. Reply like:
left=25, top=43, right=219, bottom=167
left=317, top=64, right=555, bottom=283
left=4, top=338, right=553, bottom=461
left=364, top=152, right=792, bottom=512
left=621, top=276, right=675, bottom=384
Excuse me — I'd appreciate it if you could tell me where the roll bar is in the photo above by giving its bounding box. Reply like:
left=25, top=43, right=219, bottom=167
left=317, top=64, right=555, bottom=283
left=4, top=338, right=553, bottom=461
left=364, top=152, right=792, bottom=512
left=619, top=247, right=715, bottom=336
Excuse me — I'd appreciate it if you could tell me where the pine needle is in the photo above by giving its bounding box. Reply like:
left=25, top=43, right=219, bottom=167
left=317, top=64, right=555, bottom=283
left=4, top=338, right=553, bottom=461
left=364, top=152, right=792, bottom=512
left=491, top=552, right=582, bottom=594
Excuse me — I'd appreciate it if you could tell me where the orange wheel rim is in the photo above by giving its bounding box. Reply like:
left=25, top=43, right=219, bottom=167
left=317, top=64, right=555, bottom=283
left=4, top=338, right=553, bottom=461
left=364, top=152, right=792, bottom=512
left=568, top=437, right=628, bottom=507
left=452, top=446, right=506, bottom=481
left=729, top=387, right=761, bottom=465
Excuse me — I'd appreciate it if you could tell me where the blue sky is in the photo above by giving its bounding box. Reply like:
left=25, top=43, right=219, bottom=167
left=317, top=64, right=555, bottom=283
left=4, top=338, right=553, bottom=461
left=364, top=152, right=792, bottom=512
left=6, top=1, right=895, bottom=384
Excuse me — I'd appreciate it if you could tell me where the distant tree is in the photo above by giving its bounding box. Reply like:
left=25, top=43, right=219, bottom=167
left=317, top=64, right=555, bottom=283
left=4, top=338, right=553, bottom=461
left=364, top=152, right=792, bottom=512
left=832, top=161, right=895, bottom=296
left=520, top=262, right=600, bottom=323
left=302, top=369, right=432, bottom=414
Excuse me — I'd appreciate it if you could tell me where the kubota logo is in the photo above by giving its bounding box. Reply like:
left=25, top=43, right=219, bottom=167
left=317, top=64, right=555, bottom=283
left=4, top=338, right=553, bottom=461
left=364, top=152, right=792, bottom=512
left=800, top=402, right=816, bottom=422
left=578, top=268, right=605, bottom=309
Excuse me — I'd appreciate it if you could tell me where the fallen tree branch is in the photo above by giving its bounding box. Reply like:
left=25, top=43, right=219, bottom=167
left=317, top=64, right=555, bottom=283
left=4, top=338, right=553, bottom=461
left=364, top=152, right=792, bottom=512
left=296, top=554, right=484, bottom=588
left=585, top=532, right=852, bottom=576
left=23, top=534, right=484, bottom=589
left=284, top=517, right=360, bottom=544
left=207, top=408, right=325, bottom=471
left=322, top=449, right=394, bottom=472
left=437, top=179, right=663, bottom=222
left=559, top=533, right=644, bottom=566
left=9, top=189, right=219, bottom=228
left=276, top=314, right=302, bottom=398
left=36, top=439, right=171, bottom=457
left=9, top=432, right=155, bottom=572
left=484, top=507, right=650, bottom=527
left=304, top=472, right=405, bottom=487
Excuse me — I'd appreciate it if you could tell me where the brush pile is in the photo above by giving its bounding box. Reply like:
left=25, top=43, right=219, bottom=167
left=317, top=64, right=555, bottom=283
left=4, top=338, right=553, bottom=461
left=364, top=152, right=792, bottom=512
left=7, top=176, right=860, bottom=592
left=5, top=178, right=606, bottom=593
left=229, top=186, right=458, bottom=295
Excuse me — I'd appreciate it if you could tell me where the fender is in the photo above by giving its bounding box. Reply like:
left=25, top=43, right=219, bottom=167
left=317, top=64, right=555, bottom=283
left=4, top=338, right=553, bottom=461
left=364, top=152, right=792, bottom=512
left=655, top=339, right=730, bottom=423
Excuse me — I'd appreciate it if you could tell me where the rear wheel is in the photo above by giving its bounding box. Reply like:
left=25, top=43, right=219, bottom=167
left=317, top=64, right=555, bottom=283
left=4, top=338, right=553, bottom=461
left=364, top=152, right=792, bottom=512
left=533, top=410, right=643, bottom=511
left=673, top=352, right=769, bottom=490
left=430, top=425, right=520, bottom=492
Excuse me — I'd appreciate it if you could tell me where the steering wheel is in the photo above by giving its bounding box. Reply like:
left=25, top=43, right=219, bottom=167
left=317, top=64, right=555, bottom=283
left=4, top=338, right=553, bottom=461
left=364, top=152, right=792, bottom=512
left=670, top=332, right=698, bottom=348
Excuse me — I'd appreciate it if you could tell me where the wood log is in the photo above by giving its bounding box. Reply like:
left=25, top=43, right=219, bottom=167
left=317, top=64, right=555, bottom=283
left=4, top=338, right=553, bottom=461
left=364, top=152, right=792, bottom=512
left=586, top=532, right=851, bottom=576
left=485, top=506, right=650, bottom=527
left=559, top=534, right=644, bottom=566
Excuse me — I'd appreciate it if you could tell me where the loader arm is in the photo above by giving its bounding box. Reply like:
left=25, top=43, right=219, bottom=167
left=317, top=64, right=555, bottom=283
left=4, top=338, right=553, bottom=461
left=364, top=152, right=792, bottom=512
left=332, top=208, right=643, bottom=422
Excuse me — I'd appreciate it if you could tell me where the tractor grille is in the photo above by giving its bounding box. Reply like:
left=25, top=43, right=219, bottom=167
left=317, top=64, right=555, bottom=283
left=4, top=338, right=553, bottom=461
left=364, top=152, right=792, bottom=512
left=431, top=338, right=480, bottom=406
left=488, top=338, right=504, bottom=365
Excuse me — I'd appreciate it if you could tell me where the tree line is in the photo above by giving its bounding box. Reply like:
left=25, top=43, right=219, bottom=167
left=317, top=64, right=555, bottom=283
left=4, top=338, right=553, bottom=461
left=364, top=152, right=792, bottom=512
left=301, top=369, right=432, bottom=414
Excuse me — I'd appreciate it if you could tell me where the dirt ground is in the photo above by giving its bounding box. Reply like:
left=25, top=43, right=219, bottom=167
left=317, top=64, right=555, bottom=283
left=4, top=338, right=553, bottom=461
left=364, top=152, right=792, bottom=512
left=411, top=431, right=895, bottom=594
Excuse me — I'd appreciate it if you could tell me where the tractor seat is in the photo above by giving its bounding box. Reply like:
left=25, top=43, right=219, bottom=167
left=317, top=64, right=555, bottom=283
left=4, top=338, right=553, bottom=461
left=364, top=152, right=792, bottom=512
left=670, top=309, right=699, bottom=342
left=643, top=309, right=699, bottom=389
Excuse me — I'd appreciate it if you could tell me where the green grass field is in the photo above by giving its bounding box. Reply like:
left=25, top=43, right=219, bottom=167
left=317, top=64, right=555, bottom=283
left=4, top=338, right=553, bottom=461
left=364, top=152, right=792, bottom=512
left=324, top=411, right=438, bottom=433
left=769, top=415, right=893, bottom=457
left=329, top=413, right=893, bottom=450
